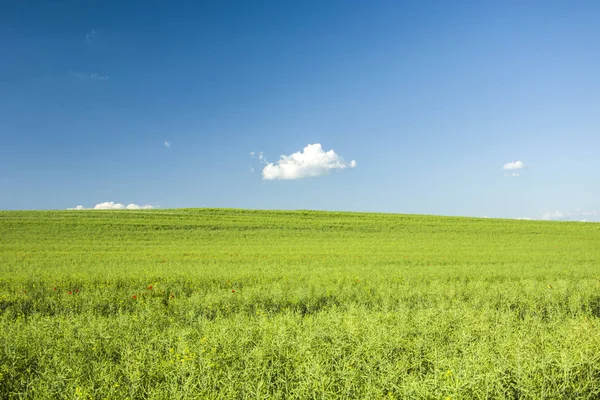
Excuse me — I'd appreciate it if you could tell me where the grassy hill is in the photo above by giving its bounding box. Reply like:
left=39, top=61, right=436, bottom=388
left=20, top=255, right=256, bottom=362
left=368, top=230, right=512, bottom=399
left=1, top=209, right=600, bottom=398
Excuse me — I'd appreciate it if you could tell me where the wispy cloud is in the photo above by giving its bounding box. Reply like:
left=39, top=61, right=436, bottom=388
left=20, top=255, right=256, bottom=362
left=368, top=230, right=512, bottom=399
left=540, top=209, right=598, bottom=221
left=257, top=143, right=356, bottom=180
left=89, top=73, right=108, bottom=81
left=257, top=151, right=267, bottom=164
left=541, top=210, right=564, bottom=220
left=69, top=71, right=108, bottom=81
left=69, top=202, right=154, bottom=210
left=85, top=30, right=97, bottom=44
left=250, top=151, right=268, bottom=165
left=164, top=141, right=171, bottom=149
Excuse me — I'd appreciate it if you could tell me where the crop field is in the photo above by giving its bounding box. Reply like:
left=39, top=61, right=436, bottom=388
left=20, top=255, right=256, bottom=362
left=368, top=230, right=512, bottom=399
left=1, top=209, right=600, bottom=399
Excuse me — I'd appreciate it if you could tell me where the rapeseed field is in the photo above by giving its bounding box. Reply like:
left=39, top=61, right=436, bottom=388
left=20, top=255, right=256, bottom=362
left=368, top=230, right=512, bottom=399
left=1, top=209, right=599, bottom=398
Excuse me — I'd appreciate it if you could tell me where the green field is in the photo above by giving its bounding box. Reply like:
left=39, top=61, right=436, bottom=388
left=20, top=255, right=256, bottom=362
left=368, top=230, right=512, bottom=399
left=1, top=209, right=600, bottom=399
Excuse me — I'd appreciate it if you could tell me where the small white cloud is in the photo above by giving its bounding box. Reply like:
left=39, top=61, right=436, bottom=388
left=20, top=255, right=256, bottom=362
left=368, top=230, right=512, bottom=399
left=95, top=202, right=153, bottom=210
left=124, top=203, right=154, bottom=210
left=516, top=217, right=532, bottom=220
left=261, top=143, right=356, bottom=180
left=503, top=161, right=525, bottom=170
left=94, top=202, right=126, bottom=210
left=164, top=141, right=171, bottom=148
left=250, top=151, right=255, bottom=157
left=69, top=202, right=154, bottom=210
left=250, top=167, right=255, bottom=173
left=85, top=30, right=97, bottom=43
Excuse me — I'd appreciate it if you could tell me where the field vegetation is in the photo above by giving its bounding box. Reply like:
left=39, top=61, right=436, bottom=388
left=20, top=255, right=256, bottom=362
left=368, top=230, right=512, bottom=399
left=1, top=209, right=600, bottom=399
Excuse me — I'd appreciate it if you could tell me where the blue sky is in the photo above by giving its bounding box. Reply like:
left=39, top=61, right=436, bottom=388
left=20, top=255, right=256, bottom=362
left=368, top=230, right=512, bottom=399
left=1, top=1, right=599, bottom=221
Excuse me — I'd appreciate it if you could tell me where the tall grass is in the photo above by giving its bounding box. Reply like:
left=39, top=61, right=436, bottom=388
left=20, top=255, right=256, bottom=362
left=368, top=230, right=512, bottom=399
left=1, top=209, right=600, bottom=398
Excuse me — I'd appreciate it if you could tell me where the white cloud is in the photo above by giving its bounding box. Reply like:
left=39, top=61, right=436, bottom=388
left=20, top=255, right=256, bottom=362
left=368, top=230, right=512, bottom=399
left=68, top=202, right=154, bottom=210
left=261, top=143, right=356, bottom=180
left=516, top=217, right=532, bottom=220
left=94, top=202, right=153, bottom=210
left=164, top=141, right=171, bottom=148
left=503, top=161, right=525, bottom=170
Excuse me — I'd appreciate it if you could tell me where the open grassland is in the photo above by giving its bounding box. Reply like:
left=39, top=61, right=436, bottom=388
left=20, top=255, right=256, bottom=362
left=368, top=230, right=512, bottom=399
left=1, top=209, right=600, bottom=399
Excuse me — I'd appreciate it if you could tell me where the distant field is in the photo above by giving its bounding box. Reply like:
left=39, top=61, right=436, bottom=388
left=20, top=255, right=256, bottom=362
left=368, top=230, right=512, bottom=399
left=1, top=209, right=600, bottom=399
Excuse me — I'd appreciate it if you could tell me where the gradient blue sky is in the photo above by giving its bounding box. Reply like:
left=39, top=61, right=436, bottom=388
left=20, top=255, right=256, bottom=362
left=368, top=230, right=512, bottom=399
left=1, top=1, right=599, bottom=220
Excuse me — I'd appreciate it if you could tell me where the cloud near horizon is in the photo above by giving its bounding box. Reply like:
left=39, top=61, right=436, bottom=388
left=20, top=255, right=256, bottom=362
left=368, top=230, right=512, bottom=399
left=260, top=143, right=356, bottom=180
left=540, top=209, right=598, bottom=222
left=69, top=202, right=154, bottom=210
